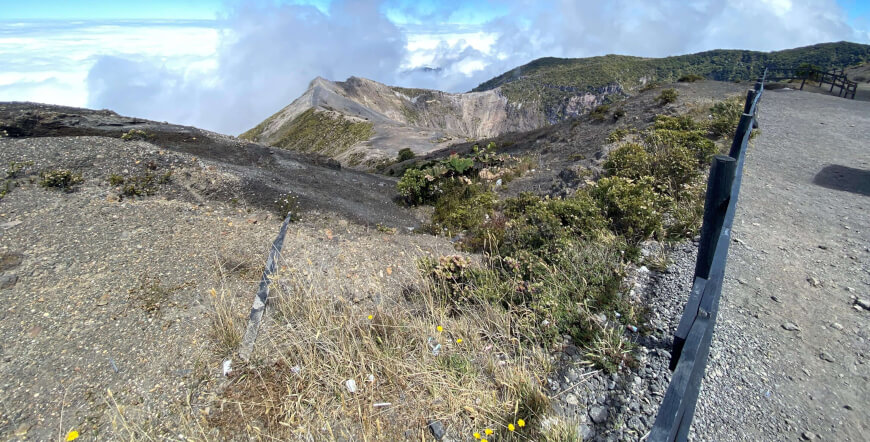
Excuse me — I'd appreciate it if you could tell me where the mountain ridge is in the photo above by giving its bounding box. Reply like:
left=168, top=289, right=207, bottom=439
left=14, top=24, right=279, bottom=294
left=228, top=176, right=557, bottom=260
left=242, top=41, right=870, bottom=170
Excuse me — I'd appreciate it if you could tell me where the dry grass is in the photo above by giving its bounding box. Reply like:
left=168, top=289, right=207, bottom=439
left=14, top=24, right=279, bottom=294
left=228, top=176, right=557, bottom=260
left=207, top=286, right=245, bottom=357
left=206, top=252, right=555, bottom=440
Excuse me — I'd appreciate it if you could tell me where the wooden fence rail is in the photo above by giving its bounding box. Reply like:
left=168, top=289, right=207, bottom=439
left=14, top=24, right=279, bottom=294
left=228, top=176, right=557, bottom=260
left=649, top=69, right=767, bottom=441
left=765, top=66, right=857, bottom=99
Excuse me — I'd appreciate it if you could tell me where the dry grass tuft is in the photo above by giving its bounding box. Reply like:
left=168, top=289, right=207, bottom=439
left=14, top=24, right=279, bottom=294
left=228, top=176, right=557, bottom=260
left=207, top=253, right=553, bottom=440
left=207, top=286, right=244, bottom=357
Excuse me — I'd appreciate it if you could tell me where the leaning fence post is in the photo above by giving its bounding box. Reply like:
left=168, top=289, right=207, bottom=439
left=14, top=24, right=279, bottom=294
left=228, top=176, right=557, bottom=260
left=693, top=156, right=737, bottom=280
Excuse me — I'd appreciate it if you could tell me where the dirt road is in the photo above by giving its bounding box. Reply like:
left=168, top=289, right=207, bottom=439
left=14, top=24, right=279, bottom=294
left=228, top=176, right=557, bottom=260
left=690, top=89, right=870, bottom=440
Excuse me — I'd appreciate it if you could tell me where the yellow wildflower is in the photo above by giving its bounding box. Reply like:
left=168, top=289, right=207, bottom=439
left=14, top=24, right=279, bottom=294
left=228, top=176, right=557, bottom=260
left=518, top=418, right=526, bottom=427
left=508, top=423, right=515, bottom=431
left=473, top=433, right=481, bottom=439
left=436, top=325, right=443, bottom=333
left=484, top=428, right=493, bottom=435
left=456, top=338, right=463, bottom=344
left=66, top=431, right=79, bottom=441
left=481, top=439, right=488, bottom=442
left=367, top=315, right=373, bottom=320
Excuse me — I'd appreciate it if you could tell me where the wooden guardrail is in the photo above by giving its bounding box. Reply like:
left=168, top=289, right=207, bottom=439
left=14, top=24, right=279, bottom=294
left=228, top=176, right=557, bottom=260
left=766, top=66, right=857, bottom=99
left=648, top=69, right=767, bottom=441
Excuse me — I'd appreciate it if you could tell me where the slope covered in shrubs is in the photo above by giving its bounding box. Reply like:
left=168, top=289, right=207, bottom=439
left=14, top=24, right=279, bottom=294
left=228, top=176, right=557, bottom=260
left=398, top=97, right=744, bottom=372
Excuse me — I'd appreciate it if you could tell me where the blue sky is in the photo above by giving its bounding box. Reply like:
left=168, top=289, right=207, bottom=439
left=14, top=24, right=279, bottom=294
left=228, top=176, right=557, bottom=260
left=1, top=0, right=869, bottom=134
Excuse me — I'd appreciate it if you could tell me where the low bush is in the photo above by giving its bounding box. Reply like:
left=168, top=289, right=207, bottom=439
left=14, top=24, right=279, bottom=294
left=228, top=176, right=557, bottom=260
left=6, top=161, right=32, bottom=179
left=431, top=182, right=496, bottom=236
left=639, top=82, right=659, bottom=92
left=108, top=171, right=172, bottom=197
left=657, top=88, right=678, bottom=105
left=604, top=143, right=650, bottom=179
left=121, top=129, right=150, bottom=141
left=397, top=142, right=529, bottom=206
left=589, top=104, right=611, bottom=121
left=606, top=128, right=630, bottom=143
left=678, top=74, right=704, bottom=83
left=592, top=176, right=663, bottom=242
left=645, top=128, right=717, bottom=164
left=39, top=169, right=83, bottom=190
left=396, top=147, right=415, bottom=162
left=709, top=95, right=744, bottom=139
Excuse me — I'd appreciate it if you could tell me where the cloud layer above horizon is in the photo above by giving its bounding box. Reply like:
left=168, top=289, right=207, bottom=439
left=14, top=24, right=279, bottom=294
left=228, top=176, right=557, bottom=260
left=2, top=0, right=869, bottom=134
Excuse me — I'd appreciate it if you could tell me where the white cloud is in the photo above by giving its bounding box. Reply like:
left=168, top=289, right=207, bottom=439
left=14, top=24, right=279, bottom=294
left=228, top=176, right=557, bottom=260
left=0, top=21, right=218, bottom=107
left=1, top=1, right=868, bottom=135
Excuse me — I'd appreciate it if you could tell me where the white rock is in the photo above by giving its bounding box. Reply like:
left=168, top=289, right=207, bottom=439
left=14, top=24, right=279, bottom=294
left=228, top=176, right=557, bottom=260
left=345, top=379, right=358, bottom=393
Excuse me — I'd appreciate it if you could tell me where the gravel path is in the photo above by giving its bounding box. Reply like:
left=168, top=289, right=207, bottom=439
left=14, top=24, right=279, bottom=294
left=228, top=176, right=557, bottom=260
left=687, top=89, right=870, bottom=440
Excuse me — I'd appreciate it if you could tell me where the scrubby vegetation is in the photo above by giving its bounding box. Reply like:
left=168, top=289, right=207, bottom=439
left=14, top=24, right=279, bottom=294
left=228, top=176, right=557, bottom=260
left=243, top=109, right=375, bottom=159
left=39, top=169, right=83, bottom=190
left=398, top=98, right=744, bottom=373
left=589, top=104, right=611, bottom=121
left=473, top=42, right=870, bottom=120
left=107, top=170, right=172, bottom=198
left=121, top=129, right=151, bottom=141
left=678, top=73, right=705, bottom=82
left=396, top=147, right=415, bottom=162
left=657, top=88, right=678, bottom=105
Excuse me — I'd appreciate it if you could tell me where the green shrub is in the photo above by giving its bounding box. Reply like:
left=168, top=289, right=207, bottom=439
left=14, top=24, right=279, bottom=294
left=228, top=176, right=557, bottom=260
left=397, top=168, right=434, bottom=205
left=109, top=171, right=173, bottom=198
left=444, top=154, right=474, bottom=174
left=589, top=104, right=611, bottom=121
left=604, top=143, right=650, bottom=180
left=606, top=128, right=629, bottom=143
left=652, top=145, right=700, bottom=192
left=108, top=173, right=125, bottom=186
left=709, top=96, right=744, bottom=139
left=121, top=129, right=150, bottom=141
left=275, top=192, right=299, bottom=217
left=645, top=129, right=716, bottom=164
left=396, top=148, right=415, bottom=162
left=39, top=169, right=83, bottom=190
left=592, top=176, right=663, bottom=242
left=431, top=182, right=496, bottom=236
left=653, top=114, right=702, bottom=131
left=664, top=176, right=706, bottom=238
left=639, top=82, right=659, bottom=92
left=678, top=74, right=704, bottom=83
left=657, top=88, right=678, bottom=105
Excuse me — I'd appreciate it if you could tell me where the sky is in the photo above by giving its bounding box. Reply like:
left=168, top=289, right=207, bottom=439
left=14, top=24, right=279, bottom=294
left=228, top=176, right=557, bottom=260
left=1, top=0, right=869, bottom=134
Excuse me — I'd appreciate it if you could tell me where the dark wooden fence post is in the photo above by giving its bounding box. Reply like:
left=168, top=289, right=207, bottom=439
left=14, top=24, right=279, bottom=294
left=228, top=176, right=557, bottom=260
left=743, top=90, right=757, bottom=114
left=729, top=114, right=754, bottom=159
left=693, top=156, right=737, bottom=280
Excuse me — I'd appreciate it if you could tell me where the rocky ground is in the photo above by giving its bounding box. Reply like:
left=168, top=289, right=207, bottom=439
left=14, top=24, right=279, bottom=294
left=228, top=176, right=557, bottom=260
left=0, top=102, right=422, bottom=229
left=0, top=134, right=455, bottom=439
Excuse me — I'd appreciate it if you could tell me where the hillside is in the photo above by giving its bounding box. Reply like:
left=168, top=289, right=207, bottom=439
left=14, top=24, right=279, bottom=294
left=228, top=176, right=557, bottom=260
left=0, top=102, right=421, bottom=227
left=473, top=41, right=870, bottom=121
left=243, top=42, right=870, bottom=171
left=239, top=76, right=545, bottom=169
